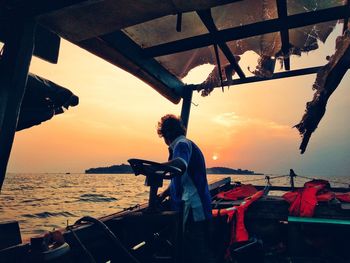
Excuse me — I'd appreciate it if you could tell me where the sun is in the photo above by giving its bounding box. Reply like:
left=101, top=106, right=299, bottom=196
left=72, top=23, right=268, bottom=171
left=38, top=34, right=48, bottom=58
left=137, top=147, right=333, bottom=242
left=212, top=154, right=218, bottom=161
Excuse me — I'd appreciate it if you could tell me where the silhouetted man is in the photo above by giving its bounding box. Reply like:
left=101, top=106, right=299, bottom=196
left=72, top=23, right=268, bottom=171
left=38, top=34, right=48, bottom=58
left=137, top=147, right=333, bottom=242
left=157, top=114, right=213, bottom=263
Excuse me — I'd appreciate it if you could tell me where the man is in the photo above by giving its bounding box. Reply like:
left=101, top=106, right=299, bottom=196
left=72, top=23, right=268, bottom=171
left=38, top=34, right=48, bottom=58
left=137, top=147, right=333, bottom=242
left=157, top=114, right=213, bottom=263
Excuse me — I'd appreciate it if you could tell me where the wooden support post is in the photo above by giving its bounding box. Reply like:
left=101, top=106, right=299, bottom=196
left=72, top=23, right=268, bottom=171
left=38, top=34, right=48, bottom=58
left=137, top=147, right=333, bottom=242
left=180, top=86, right=193, bottom=134
left=289, top=169, right=296, bottom=191
left=0, top=20, right=36, bottom=191
left=276, top=0, right=291, bottom=70
left=197, top=9, right=246, bottom=79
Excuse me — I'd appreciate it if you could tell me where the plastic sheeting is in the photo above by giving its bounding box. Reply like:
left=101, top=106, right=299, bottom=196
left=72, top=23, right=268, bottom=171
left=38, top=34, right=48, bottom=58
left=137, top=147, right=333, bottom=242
left=123, top=0, right=345, bottom=94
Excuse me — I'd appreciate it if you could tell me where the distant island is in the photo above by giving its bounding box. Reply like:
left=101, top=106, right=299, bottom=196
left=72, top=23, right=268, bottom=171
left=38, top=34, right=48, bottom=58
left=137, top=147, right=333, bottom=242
left=206, top=167, right=261, bottom=175
left=85, top=164, right=262, bottom=175
left=85, top=164, right=133, bottom=174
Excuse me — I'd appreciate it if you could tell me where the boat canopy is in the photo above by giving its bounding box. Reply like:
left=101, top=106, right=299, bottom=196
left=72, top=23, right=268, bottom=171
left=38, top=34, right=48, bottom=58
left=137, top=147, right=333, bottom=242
left=1, top=0, right=347, bottom=102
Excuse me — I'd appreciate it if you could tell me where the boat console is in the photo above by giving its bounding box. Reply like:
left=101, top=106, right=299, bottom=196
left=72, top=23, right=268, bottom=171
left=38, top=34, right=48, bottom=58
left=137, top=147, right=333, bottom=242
left=128, top=158, right=182, bottom=213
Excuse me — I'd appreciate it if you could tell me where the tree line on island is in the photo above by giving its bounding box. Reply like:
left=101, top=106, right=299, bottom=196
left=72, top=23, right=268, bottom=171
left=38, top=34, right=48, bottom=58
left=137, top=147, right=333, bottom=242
left=85, top=164, right=262, bottom=175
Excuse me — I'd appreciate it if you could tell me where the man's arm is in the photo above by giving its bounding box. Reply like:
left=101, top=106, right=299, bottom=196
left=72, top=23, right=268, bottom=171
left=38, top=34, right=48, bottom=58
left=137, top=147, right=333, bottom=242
left=158, top=157, right=186, bottom=201
left=162, top=157, right=187, bottom=174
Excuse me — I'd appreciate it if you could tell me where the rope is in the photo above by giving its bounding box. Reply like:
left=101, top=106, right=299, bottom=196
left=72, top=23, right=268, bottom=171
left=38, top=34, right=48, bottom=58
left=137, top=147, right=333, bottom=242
left=237, top=174, right=289, bottom=184
left=237, top=174, right=350, bottom=187
left=75, top=216, right=140, bottom=263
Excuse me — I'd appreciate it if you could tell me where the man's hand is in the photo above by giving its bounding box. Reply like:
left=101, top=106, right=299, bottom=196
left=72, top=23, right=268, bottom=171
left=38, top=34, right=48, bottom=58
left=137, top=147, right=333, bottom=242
left=158, top=187, right=170, bottom=203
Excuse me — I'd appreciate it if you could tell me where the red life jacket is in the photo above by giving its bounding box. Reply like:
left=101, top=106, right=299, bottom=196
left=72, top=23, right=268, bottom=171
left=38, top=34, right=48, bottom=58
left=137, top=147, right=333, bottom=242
left=335, top=193, right=350, bottom=202
left=283, top=179, right=331, bottom=217
left=216, top=184, right=257, bottom=201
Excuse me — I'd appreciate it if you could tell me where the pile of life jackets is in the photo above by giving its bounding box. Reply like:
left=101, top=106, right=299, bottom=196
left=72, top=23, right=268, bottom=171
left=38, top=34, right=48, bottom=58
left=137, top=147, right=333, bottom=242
left=283, top=179, right=350, bottom=217
left=212, top=184, right=264, bottom=259
left=211, top=180, right=350, bottom=258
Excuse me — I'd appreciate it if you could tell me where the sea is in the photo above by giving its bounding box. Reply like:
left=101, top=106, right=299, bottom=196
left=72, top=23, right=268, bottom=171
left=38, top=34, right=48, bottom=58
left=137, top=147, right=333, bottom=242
left=1, top=173, right=350, bottom=241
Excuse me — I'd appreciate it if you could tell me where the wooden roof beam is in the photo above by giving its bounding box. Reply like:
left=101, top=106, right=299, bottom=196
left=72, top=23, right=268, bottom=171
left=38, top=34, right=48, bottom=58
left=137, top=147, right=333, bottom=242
left=276, top=0, right=290, bottom=70
left=190, top=66, right=347, bottom=90
left=197, top=9, right=246, bottom=78
left=0, top=0, right=94, bottom=20
left=78, top=30, right=184, bottom=103
left=144, top=5, right=350, bottom=58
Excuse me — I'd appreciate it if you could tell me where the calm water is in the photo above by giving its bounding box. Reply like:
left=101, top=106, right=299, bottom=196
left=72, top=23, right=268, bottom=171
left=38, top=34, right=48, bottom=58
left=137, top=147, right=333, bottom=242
left=1, top=173, right=349, bottom=241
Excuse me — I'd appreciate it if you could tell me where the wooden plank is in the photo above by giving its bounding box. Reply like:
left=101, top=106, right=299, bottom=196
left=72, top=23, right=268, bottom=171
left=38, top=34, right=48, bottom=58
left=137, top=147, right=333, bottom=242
left=1, top=0, right=242, bottom=21
left=191, top=66, right=323, bottom=90
left=77, top=37, right=182, bottom=104
left=0, top=25, right=60, bottom=64
left=197, top=9, right=245, bottom=78
left=0, top=243, right=30, bottom=263
left=62, top=211, right=181, bottom=263
left=33, top=25, right=60, bottom=63
left=208, top=177, right=231, bottom=191
left=144, top=5, right=350, bottom=58
left=0, top=20, right=36, bottom=191
left=276, top=0, right=290, bottom=70
left=0, top=0, right=93, bottom=19
left=180, top=87, right=193, bottom=132
left=98, top=31, right=184, bottom=102
left=0, top=221, right=22, bottom=250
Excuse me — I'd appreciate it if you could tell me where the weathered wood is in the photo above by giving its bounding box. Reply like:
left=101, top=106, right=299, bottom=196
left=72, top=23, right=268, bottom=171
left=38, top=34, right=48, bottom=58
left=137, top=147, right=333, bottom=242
left=0, top=25, right=60, bottom=64
left=0, top=20, right=36, bottom=191
left=190, top=66, right=337, bottom=90
left=62, top=211, right=181, bottom=263
left=0, top=0, right=91, bottom=20
left=33, top=25, right=60, bottom=64
left=180, top=87, right=193, bottom=132
left=197, top=9, right=245, bottom=79
left=208, top=177, right=231, bottom=191
left=276, top=0, right=290, bottom=70
left=144, top=5, right=350, bottom=58
left=0, top=0, right=244, bottom=43
left=79, top=31, right=184, bottom=104
left=0, top=243, right=30, bottom=263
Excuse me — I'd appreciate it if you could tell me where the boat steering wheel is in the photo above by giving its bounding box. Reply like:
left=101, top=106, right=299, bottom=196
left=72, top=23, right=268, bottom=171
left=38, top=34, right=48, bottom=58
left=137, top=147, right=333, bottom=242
left=128, top=158, right=182, bottom=180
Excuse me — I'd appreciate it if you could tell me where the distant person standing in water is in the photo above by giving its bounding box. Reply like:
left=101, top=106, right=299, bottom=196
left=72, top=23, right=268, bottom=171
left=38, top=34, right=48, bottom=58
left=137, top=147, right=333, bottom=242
left=157, top=114, right=213, bottom=263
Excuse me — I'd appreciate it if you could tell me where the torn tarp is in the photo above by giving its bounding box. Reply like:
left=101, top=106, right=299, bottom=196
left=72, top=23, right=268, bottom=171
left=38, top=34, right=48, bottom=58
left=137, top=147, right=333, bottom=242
left=123, top=0, right=343, bottom=96
left=17, top=73, right=79, bottom=131
left=295, top=30, right=350, bottom=154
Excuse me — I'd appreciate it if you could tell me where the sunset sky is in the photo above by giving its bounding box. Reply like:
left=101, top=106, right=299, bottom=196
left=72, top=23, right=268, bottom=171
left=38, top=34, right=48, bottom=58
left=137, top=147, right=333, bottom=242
left=7, top=24, right=350, bottom=177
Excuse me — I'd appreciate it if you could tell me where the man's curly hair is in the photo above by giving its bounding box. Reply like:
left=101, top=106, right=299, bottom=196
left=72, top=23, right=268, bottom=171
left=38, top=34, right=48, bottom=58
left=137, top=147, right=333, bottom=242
left=157, top=114, right=186, bottom=142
